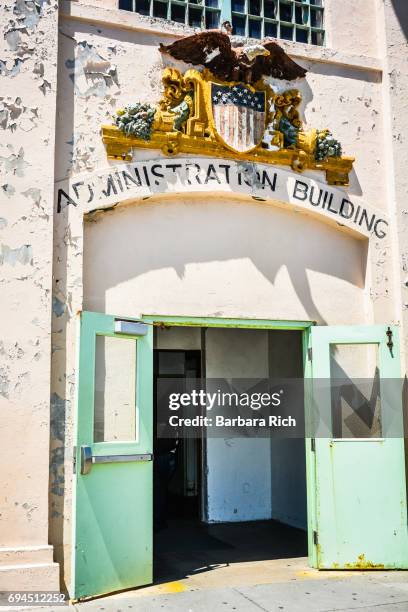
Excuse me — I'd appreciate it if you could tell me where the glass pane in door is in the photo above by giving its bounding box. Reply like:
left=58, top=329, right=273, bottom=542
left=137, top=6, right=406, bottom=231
left=329, top=343, right=381, bottom=438
left=94, top=335, right=137, bottom=442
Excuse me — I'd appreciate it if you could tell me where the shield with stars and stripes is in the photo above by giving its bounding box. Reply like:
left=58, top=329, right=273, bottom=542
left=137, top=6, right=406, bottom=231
left=210, top=83, right=266, bottom=153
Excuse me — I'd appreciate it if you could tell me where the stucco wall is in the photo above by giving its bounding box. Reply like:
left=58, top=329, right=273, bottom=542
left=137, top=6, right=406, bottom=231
left=50, top=2, right=402, bottom=587
left=0, top=0, right=60, bottom=591
left=82, top=196, right=368, bottom=323
left=325, top=0, right=379, bottom=58
left=378, top=0, right=408, bottom=365
left=0, top=0, right=405, bottom=594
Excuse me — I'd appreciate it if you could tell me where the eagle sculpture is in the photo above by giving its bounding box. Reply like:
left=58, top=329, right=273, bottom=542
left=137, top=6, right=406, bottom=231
left=159, top=24, right=307, bottom=85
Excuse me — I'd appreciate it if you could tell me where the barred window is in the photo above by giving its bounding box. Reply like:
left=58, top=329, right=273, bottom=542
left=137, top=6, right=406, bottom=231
left=119, top=0, right=324, bottom=46
left=119, top=0, right=221, bottom=29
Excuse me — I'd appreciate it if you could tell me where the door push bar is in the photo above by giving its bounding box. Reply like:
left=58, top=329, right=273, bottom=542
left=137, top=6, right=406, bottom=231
left=80, top=445, right=153, bottom=475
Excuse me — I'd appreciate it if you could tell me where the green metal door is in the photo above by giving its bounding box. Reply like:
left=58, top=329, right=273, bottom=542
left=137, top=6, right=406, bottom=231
left=308, top=325, right=408, bottom=569
left=71, top=312, right=153, bottom=599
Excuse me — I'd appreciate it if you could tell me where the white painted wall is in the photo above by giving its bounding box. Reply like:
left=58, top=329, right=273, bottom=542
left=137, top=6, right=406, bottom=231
left=45, top=0, right=408, bottom=589
left=83, top=196, right=368, bottom=325
left=0, top=0, right=406, bottom=593
left=203, top=329, right=307, bottom=526
left=0, top=0, right=60, bottom=591
left=205, top=328, right=272, bottom=522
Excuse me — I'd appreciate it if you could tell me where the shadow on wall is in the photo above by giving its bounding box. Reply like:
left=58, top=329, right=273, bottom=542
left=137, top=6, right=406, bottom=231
left=82, top=197, right=368, bottom=326
left=391, top=0, right=408, bottom=40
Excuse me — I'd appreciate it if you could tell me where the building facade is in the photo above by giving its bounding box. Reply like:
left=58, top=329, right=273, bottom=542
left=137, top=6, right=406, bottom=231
left=1, top=0, right=408, bottom=598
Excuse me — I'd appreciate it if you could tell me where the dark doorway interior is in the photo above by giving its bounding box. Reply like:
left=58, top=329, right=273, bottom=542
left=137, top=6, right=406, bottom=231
left=154, top=348, right=202, bottom=531
left=153, top=326, right=308, bottom=584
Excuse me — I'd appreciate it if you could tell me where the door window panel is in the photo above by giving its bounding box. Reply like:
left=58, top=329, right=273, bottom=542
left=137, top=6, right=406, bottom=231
left=94, top=335, right=137, bottom=442
left=329, top=343, right=381, bottom=438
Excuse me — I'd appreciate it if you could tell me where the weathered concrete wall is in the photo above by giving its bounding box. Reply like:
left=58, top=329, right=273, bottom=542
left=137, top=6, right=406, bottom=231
left=74, top=0, right=381, bottom=58
left=49, top=1, right=399, bottom=588
left=377, top=0, right=408, bottom=371
left=0, top=0, right=392, bottom=592
left=325, top=0, right=379, bottom=57
left=0, top=0, right=59, bottom=590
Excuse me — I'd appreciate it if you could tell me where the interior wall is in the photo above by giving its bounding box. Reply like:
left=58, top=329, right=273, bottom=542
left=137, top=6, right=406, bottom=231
left=205, top=328, right=272, bottom=522
left=155, top=326, right=201, bottom=350
left=154, top=326, right=307, bottom=528
left=268, top=331, right=307, bottom=530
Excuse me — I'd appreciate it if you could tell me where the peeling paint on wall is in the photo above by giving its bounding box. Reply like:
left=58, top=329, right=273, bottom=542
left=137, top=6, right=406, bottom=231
left=50, top=446, right=64, bottom=497
left=0, top=58, right=25, bottom=77
left=12, top=0, right=50, bottom=31
left=65, top=40, right=118, bottom=98
left=0, top=244, right=33, bottom=266
left=50, top=392, right=68, bottom=442
left=0, top=0, right=59, bottom=586
left=22, top=187, right=49, bottom=219
left=0, top=367, right=10, bottom=398
left=5, top=30, right=21, bottom=52
left=50, top=393, right=68, bottom=497
left=52, top=296, right=65, bottom=318
left=70, top=133, right=97, bottom=174
left=1, top=184, right=15, bottom=198
left=0, top=97, right=38, bottom=131
left=0, top=145, right=29, bottom=176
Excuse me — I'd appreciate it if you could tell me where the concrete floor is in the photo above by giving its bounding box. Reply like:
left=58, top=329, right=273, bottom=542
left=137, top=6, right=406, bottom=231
left=75, top=519, right=408, bottom=612
left=74, top=572, right=408, bottom=612
left=154, top=518, right=308, bottom=584
left=21, top=520, right=408, bottom=611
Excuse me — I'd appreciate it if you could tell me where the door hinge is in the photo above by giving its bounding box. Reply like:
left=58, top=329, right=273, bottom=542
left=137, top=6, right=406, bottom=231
left=311, top=438, right=316, bottom=452
left=386, top=326, right=394, bottom=356
left=313, top=530, right=318, bottom=546
left=308, top=347, right=313, bottom=361
left=73, top=446, right=76, bottom=474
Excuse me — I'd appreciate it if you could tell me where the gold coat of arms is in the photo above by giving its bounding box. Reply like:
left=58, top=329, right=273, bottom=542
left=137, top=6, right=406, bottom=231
left=102, top=25, right=354, bottom=186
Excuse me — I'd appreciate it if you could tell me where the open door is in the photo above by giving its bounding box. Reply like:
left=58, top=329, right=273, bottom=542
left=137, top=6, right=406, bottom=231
left=308, top=325, right=408, bottom=569
left=71, top=312, right=153, bottom=600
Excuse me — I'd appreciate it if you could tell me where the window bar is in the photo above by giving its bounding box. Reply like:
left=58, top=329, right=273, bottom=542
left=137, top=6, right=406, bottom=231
left=245, top=0, right=248, bottom=37
left=120, top=0, right=324, bottom=47
left=220, top=0, right=231, bottom=24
